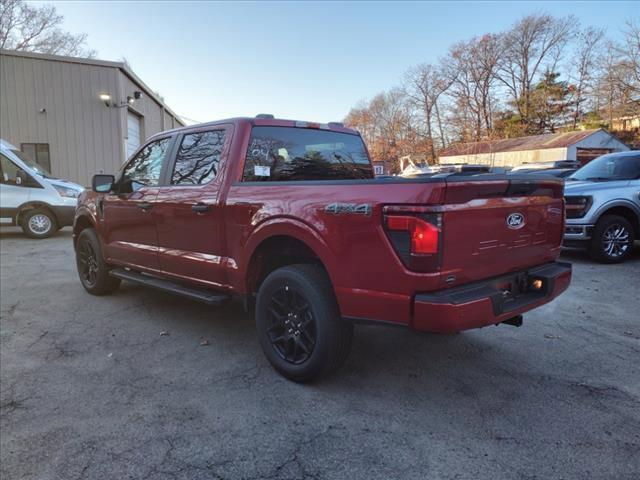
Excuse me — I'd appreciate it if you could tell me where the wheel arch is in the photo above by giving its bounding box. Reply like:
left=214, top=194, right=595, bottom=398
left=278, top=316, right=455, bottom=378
left=595, top=202, right=640, bottom=237
left=242, top=220, right=336, bottom=295
left=73, top=212, right=96, bottom=247
left=16, top=201, right=57, bottom=225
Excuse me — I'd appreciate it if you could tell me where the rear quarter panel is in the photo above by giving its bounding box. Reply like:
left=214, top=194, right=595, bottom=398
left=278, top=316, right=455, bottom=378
left=224, top=181, right=446, bottom=324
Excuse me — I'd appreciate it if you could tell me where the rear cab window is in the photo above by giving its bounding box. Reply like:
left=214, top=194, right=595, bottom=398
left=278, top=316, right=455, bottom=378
left=242, top=126, right=373, bottom=181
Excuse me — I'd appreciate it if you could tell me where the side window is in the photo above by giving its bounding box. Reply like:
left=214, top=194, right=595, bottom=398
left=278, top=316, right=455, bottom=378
left=1, top=154, right=23, bottom=186
left=171, top=130, right=226, bottom=185
left=120, top=137, right=171, bottom=192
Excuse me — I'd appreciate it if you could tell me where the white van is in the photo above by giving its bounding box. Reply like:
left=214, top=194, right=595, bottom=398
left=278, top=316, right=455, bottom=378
left=0, top=139, right=84, bottom=238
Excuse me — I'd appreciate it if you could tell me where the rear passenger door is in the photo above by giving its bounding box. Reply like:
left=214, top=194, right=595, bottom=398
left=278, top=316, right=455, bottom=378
left=154, top=125, right=233, bottom=288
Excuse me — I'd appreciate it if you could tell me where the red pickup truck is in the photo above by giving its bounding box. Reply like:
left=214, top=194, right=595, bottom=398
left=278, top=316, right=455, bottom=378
left=74, top=116, right=571, bottom=382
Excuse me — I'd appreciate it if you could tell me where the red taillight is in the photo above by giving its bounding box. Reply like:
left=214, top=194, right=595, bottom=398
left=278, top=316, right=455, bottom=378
left=411, top=219, right=439, bottom=254
left=383, top=207, right=442, bottom=272
left=386, top=215, right=439, bottom=254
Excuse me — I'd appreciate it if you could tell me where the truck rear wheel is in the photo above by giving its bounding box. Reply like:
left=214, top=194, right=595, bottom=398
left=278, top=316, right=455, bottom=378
left=589, top=215, right=635, bottom=263
left=255, top=264, right=353, bottom=383
left=75, top=228, right=121, bottom=295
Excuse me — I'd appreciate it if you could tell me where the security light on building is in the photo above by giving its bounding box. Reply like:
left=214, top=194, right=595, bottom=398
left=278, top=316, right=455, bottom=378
left=0, top=50, right=185, bottom=185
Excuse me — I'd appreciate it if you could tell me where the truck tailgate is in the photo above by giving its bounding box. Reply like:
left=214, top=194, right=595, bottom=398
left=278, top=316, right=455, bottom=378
left=439, top=176, right=564, bottom=285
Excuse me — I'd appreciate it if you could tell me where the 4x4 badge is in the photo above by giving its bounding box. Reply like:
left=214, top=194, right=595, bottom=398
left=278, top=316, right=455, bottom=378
left=324, top=203, right=372, bottom=216
left=507, top=212, right=525, bottom=229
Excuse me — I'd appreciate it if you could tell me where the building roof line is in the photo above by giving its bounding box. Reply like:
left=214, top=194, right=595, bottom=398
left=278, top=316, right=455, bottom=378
left=438, top=128, right=615, bottom=157
left=0, top=49, right=185, bottom=126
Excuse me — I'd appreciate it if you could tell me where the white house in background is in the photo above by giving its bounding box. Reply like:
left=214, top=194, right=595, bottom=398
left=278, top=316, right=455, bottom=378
left=438, top=129, right=630, bottom=167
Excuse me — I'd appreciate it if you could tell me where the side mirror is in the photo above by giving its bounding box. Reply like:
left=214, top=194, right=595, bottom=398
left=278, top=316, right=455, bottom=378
left=92, top=174, right=115, bottom=193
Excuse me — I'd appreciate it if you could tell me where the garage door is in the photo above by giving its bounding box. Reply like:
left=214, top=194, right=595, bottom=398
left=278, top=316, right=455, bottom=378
left=127, top=112, right=142, bottom=159
left=576, top=148, right=611, bottom=166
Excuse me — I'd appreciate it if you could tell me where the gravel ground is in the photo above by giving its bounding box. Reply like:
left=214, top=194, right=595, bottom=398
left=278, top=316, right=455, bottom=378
left=1, top=227, right=639, bottom=480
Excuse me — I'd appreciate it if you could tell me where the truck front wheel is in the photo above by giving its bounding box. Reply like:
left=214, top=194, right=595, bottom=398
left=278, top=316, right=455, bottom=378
left=255, top=264, right=353, bottom=383
left=75, top=228, right=121, bottom=295
left=589, top=215, right=635, bottom=263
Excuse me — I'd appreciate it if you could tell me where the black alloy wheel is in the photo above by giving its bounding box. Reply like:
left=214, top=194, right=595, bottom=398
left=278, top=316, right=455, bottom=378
left=255, top=264, right=353, bottom=382
left=77, top=238, right=99, bottom=287
left=75, top=228, right=121, bottom=295
left=266, top=284, right=316, bottom=365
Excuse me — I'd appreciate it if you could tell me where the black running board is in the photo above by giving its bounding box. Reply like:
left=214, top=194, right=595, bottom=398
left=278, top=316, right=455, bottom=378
left=109, top=268, right=230, bottom=306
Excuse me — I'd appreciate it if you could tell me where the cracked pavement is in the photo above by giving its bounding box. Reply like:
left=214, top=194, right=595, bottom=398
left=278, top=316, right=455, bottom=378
left=1, top=228, right=639, bottom=479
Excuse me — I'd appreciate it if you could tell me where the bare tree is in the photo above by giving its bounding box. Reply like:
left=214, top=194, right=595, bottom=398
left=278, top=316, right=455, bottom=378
left=344, top=13, right=637, bottom=158
left=596, top=21, right=640, bottom=126
left=446, top=34, right=501, bottom=141
left=367, top=89, right=413, bottom=162
left=0, top=0, right=95, bottom=57
left=614, top=20, right=640, bottom=106
left=403, top=63, right=452, bottom=159
left=345, top=89, right=430, bottom=168
left=569, top=26, right=605, bottom=128
left=497, top=14, right=578, bottom=129
left=597, top=42, right=622, bottom=125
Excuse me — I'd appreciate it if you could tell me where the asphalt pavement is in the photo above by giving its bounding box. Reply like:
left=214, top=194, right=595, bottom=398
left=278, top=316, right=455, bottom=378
left=1, top=228, right=639, bottom=479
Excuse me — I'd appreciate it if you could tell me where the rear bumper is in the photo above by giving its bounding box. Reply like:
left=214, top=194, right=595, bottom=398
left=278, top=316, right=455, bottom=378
left=413, top=262, right=572, bottom=333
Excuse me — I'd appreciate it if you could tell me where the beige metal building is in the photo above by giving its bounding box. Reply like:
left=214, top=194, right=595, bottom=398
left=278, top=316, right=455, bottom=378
left=0, top=49, right=185, bottom=185
left=438, top=129, right=629, bottom=167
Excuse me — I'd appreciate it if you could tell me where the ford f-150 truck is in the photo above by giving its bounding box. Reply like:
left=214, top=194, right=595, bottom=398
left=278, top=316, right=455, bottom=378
left=563, top=151, right=640, bottom=263
left=73, top=116, right=572, bottom=382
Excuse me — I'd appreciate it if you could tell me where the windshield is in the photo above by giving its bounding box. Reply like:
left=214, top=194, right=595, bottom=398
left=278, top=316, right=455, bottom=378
left=10, top=149, right=54, bottom=178
left=569, top=153, right=640, bottom=181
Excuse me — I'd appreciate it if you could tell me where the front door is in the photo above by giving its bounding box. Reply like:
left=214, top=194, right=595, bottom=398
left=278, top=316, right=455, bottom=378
left=102, top=137, right=173, bottom=271
left=154, top=127, right=232, bottom=288
left=0, top=153, right=42, bottom=225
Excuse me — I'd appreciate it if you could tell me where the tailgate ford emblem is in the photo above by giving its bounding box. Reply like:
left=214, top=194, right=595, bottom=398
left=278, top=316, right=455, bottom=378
left=506, top=213, right=525, bottom=229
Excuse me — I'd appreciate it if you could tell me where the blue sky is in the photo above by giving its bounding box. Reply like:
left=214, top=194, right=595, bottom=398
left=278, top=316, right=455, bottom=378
left=51, top=1, right=638, bottom=124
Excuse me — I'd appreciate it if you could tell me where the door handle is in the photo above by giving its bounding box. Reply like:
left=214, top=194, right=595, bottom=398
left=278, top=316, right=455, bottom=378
left=192, top=203, right=212, bottom=214
left=137, top=202, right=153, bottom=211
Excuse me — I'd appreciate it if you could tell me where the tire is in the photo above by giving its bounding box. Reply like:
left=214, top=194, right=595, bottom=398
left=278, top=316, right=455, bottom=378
left=21, top=208, right=57, bottom=239
left=75, top=228, right=121, bottom=295
left=589, top=215, right=635, bottom=263
left=255, top=264, right=353, bottom=383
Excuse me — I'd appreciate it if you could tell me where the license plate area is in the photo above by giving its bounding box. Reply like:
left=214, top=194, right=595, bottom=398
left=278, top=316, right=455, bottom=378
left=491, top=273, right=549, bottom=314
